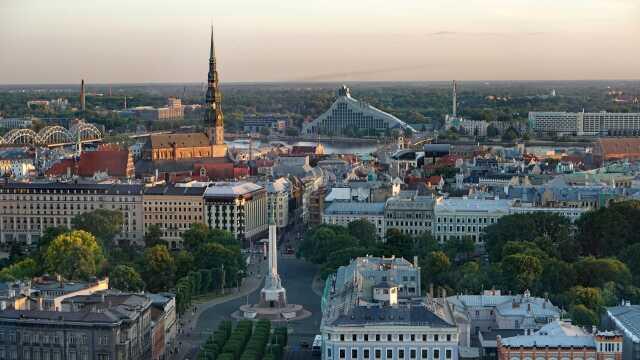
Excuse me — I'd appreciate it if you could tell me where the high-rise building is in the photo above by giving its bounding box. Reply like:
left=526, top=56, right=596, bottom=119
left=529, top=111, right=640, bottom=136
left=452, top=80, right=457, bottom=118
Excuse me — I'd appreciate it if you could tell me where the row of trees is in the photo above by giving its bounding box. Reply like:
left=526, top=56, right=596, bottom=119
left=299, top=201, right=640, bottom=326
left=198, top=320, right=286, bottom=360
left=0, top=210, right=246, bottom=317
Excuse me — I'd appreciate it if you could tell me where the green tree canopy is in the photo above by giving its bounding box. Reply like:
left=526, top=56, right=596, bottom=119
left=144, top=224, right=164, bottom=248
left=0, top=258, right=38, bottom=281
left=110, top=265, right=145, bottom=292
left=143, top=245, right=176, bottom=292
left=347, top=219, right=379, bottom=247
left=576, top=201, right=640, bottom=257
left=501, top=254, right=543, bottom=292
left=45, top=230, right=104, bottom=280
left=71, top=209, right=123, bottom=247
left=574, top=257, right=632, bottom=288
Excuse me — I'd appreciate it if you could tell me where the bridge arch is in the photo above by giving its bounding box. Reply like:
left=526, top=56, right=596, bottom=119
left=38, top=125, right=72, bottom=145
left=4, top=128, right=40, bottom=145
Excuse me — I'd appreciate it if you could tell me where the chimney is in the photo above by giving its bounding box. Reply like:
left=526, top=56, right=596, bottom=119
left=413, top=256, right=419, bottom=268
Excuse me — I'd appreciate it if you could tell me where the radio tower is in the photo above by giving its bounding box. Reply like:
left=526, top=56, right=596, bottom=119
left=452, top=80, right=457, bottom=118
left=80, top=79, right=86, bottom=113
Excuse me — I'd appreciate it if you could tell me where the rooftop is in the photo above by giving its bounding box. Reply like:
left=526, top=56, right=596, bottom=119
left=203, top=181, right=264, bottom=198
left=324, top=201, right=385, bottom=216
left=607, top=305, right=640, bottom=341
left=332, top=305, right=455, bottom=328
left=435, top=197, right=513, bottom=212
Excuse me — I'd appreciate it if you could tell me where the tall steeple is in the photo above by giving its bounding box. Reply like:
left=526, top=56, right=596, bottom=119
left=205, top=26, right=224, bottom=146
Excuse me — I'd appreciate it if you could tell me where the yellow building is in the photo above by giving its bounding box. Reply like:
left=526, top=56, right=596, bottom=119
left=143, top=185, right=207, bottom=249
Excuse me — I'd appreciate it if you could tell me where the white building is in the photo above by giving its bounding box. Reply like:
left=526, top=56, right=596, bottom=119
left=529, top=111, right=640, bottom=136
left=432, top=197, right=512, bottom=243
left=508, top=204, right=588, bottom=223
left=322, top=202, right=386, bottom=238
left=322, top=257, right=459, bottom=360
left=264, top=177, right=290, bottom=229
left=303, top=85, right=416, bottom=136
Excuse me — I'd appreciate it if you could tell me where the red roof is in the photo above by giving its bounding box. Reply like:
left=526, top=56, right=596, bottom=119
left=291, top=145, right=318, bottom=155
left=45, top=159, right=76, bottom=177
left=78, top=150, right=132, bottom=177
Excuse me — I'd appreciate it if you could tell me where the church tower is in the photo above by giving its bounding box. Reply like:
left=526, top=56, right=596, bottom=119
left=204, top=26, right=225, bottom=146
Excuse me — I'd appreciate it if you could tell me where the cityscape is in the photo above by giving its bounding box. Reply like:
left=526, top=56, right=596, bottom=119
left=1, top=1, right=640, bottom=360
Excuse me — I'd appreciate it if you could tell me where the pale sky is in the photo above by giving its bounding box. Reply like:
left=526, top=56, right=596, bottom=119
left=1, top=0, right=639, bottom=84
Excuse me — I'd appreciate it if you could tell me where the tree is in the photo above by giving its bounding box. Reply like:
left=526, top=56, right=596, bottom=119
left=175, top=250, right=196, bottom=279
left=501, top=254, right=543, bottom=292
left=422, top=251, right=451, bottom=288
left=568, top=286, right=604, bottom=313
left=183, top=224, right=211, bottom=252
left=144, top=225, right=164, bottom=248
left=383, top=229, right=414, bottom=259
left=71, top=210, right=123, bottom=247
left=0, top=258, right=38, bottom=281
left=143, top=245, right=176, bottom=292
left=110, top=265, right=145, bottom=292
left=571, top=304, right=599, bottom=327
left=573, top=257, right=631, bottom=288
left=44, top=230, right=104, bottom=280
left=347, top=219, right=379, bottom=247
left=576, top=201, right=640, bottom=257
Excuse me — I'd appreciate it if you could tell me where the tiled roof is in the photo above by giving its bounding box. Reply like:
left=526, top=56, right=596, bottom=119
left=78, top=150, right=130, bottom=177
left=596, top=138, right=640, bottom=157
left=148, top=132, right=210, bottom=149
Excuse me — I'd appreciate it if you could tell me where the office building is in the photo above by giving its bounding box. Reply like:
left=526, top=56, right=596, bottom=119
left=321, top=256, right=459, bottom=360
left=384, top=195, right=435, bottom=237
left=432, top=197, right=512, bottom=244
left=203, top=182, right=268, bottom=243
left=303, top=85, right=416, bottom=136
left=243, top=114, right=288, bottom=133
left=0, top=182, right=144, bottom=245
left=323, top=202, right=386, bottom=238
left=142, top=185, right=207, bottom=250
left=529, top=111, right=640, bottom=136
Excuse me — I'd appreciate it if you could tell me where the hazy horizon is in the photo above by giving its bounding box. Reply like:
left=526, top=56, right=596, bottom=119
left=1, top=0, right=639, bottom=85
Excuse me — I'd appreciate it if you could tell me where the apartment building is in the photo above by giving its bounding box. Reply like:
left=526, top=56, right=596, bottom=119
left=0, top=182, right=144, bottom=245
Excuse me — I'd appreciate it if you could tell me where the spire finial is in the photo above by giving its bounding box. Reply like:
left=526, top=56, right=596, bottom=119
left=209, top=24, right=215, bottom=60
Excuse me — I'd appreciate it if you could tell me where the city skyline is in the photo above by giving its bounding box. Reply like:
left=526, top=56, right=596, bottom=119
left=1, top=0, right=639, bottom=84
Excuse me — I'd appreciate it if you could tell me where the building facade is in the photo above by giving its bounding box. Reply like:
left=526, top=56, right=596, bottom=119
left=142, top=185, right=207, bottom=250
left=323, top=202, right=386, bottom=238
left=0, top=182, right=144, bottom=245
left=264, top=178, right=291, bottom=229
left=384, top=195, right=435, bottom=238
left=432, top=198, right=512, bottom=244
left=322, top=257, right=456, bottom=360
left=203, top=182, right=268, bottom=243
left=603, top=304, right=640, bottom=360
left=529, top=111, right=640, bottom=136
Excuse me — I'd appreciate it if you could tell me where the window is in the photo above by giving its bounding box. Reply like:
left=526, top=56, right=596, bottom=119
left=386, top=349, right=393, bottom=359
left=364, top=349, right=370, bottom=359
left=341, top=334, right=345, bottom=341
left=399, top=335, right=404, bottom=342
left=446, top=349, right=452, bottom=359
left=376, top=335, right=380, bottom=342
left=434, top=349, right=440, bottom=360
left=387, top=335, right=392, bottom=341
left=422, top=335, right=427, bottom=342
left=365, top=334, right=369, bottom=342
left=340, top=349, right=346, bottom=359
left=434, top=335, right=439, bottom=342
left=421, top=349, right=429, bottom=359
left=353, top=335, right=357, bottom=342
left=375, top=349, right=382, bottom=359
left=410, top=349, right=417, bottom=359
left=399, top=349, right=405, bottom=359
left=446, top=335, right=451, bottom=342
left=352, top=349, right=358, bottom=359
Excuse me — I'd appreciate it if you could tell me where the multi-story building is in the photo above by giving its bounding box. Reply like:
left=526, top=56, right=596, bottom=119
left=0, top=291, right=153, bottom=360
left=432, top=197, right=512, bottom=244
left=603, top=304, right=640, bottom=360
left=264, top=177, right=291, bottom=229
left=132, top=97, right=184, bottom=121
left=323, top=202, right=386, bottom=238
left=321, top=256, right=458, bottom=360
left=497, top=321, right=623, bottom=360
left=529, top=111, right=640, bottom=136
left=447, top=290, right=561, bottom=339
left=203, top=182, right=268, bottom=243
left=303, top=85, right=416, bottom=136
left=0, top=182, right=144, bottom=245
left=148, top=293, right=178, bottom=360
left=142, top=185, right=206, bottom=250
left=384, top=195, right=435, bottom=237
left=243, top=114, right=289, bottom=133
left=508, top=203, right=588, bottom=223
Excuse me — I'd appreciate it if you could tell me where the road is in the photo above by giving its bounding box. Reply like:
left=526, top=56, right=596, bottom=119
left=178, top=224, right=321, bottom=359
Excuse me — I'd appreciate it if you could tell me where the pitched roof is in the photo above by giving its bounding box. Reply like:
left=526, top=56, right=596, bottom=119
left=332, top=305, right=455, bottom=327
left=596, top=138, right=640, bottom=157
left=607, top=305, right=640, bottom=341
left=148, top=132, right=210, bottom=149
left=78, top=150, right=131, bottom=177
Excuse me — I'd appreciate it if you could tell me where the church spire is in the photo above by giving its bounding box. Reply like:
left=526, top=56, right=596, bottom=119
left=205, top=26, right=224, bottom=145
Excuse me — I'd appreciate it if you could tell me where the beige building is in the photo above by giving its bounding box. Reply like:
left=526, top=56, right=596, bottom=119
left=0, top=182, right=144, bottom=245
left=143, top=185, right=206, bottom=250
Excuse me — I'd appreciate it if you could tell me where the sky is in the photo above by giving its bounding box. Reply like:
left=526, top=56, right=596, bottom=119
left=1, top=0, right=639, bottom=84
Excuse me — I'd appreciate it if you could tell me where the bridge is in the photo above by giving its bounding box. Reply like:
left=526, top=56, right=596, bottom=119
left=0, top=122, right=102, bottom=147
